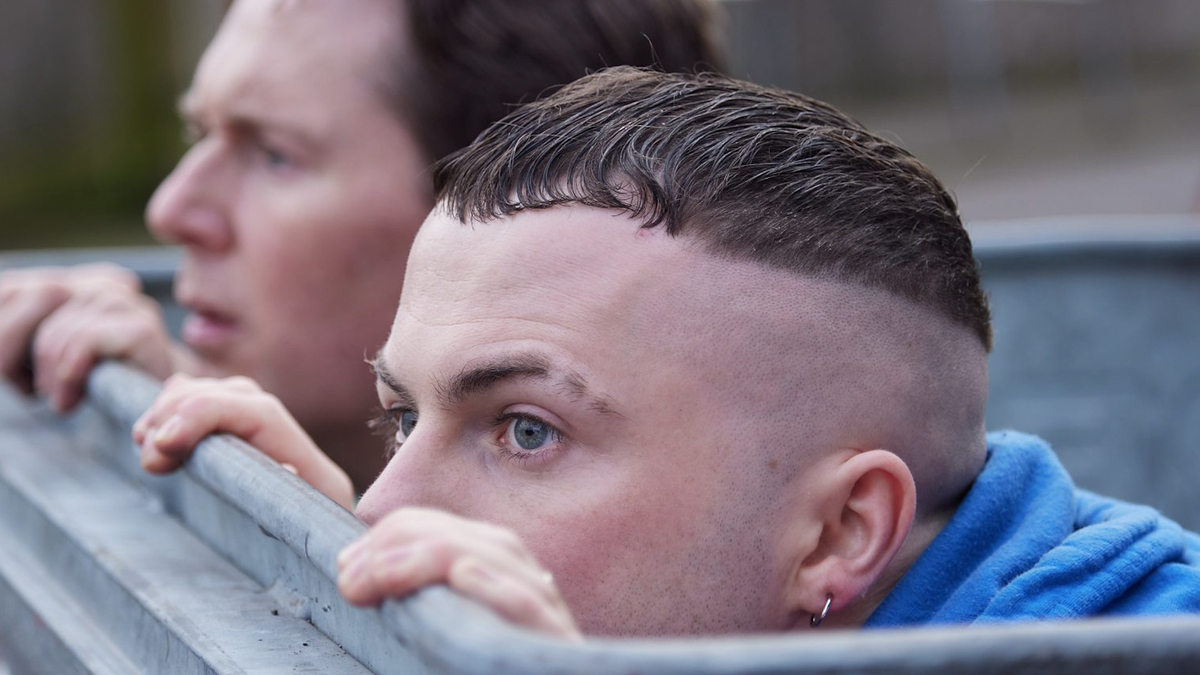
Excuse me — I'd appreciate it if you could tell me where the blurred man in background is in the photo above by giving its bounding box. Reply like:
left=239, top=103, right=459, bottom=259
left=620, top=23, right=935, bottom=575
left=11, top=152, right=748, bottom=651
left=0, top=0, right=724, bottom=490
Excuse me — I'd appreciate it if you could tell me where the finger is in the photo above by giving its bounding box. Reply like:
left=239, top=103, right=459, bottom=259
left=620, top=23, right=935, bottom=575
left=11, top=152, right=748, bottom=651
left=146, top=390, right=314, bottom=469
left=339, top=508, right=533, bottom=568
left=337, top=519, right=535, bottom=606
left=133, top=373, right=197, bottom=442
left=140, top=426, right=191, bottom=474
left=33, top=301, right=99, bottom=409
left=137, top=381, right=353, bottom=507
left=66, top=263, right=141, bottom=293
left=338, top=542, right=434, bottom=606
left=0, top=285, right=71, bottom=391
left=141, top=390, right=276, bottom=457
left=50, top=333, right=100, bottom=412
left=48, top=309, right=152, bottom=412
left=133, top=374, right=251, bottom=440
left=449, top=558, right=581, bottom=640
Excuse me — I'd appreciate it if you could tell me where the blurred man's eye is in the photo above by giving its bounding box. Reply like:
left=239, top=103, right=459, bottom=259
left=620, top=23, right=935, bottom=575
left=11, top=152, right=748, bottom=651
left=260, top=143, right=291, bottom=169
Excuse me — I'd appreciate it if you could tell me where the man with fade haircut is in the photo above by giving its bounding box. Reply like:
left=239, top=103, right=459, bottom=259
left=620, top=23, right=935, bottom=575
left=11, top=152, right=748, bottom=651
left=133, top=67, right=1200, bottom=639
left=0, top=0, right=724, bottom=493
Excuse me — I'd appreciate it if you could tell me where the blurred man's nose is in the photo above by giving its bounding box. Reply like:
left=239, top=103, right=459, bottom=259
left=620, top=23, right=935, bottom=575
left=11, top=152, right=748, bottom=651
left=354, top=439, right=457, bottom=525
left=145, top=142, right=234, bottom=252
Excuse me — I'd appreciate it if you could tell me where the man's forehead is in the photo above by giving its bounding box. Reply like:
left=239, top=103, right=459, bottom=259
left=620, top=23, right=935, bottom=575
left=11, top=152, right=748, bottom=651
left=401, top=206, right=687, bottom=317
left=405, top=204, right=975, bottom=355
left=191, top=0, right=396, bottom=112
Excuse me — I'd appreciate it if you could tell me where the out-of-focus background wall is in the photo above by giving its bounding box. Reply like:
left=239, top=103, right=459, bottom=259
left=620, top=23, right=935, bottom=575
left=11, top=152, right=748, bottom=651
left=725, top=0, right=1200, bottom=222
left=1, top=0, right=1197, bottom=250
left=0, top=0, right=222, bottom=249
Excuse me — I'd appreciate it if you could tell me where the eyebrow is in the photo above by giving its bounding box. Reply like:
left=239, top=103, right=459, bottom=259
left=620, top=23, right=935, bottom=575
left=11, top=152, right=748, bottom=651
left=370, top=350, right=621, bottom=417
left=370, top=354, right=417, bottom=409
left=176, top=92, right=318, bottom=147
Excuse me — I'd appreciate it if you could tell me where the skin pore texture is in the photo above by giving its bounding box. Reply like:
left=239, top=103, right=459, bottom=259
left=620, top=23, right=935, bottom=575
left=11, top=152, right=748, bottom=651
left=146, top=0, right=431, bottom=488
left=354, top=204, right=990, bottom=636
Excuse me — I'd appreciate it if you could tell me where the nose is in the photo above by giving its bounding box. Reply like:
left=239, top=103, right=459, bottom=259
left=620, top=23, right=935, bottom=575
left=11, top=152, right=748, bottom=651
left=145, top=141, right=234, bottom=252
left=354, top=437, right=460, bottom=525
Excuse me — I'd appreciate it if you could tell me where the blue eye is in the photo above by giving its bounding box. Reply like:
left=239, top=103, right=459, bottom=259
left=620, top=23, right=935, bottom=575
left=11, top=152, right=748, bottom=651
left=397, top=409, right=418, bottom=443
left=505, top=415, right=555, bottom=451
left=262, top=146, right=290, bottom=169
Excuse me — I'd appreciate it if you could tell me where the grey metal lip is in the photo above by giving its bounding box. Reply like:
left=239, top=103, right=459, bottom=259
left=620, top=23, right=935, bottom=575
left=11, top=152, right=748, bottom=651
left=0, top=245, right=182, bottom=276
left=969, top=215, right=1200, bottom=258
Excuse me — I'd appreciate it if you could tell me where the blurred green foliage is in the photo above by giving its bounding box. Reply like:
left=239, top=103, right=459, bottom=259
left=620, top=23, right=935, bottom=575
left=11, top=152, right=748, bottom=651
left=0, top=0, right=185, bottom=250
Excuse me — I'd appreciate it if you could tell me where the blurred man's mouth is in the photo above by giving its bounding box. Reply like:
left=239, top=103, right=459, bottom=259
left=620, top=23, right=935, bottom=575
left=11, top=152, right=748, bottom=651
left=181, top=309, right=239, bottom=351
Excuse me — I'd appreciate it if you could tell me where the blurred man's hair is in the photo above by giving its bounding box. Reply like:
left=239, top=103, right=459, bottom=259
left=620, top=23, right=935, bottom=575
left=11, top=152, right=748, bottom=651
left=221, top=0, right=725, bottom=164
left=434, top=67, right=993, bottom=350
left=392, top=0, right=725, bottom=164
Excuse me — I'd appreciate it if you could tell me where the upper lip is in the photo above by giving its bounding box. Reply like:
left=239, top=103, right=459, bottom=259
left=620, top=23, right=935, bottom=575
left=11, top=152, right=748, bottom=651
left=174, top=277, right=237, bottom=324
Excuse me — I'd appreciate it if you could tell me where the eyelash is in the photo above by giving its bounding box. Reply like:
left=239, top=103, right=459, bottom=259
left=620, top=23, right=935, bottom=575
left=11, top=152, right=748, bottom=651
left=367, top=407, right=566, bottom=463
left=368, top=406, right=403, bottom=459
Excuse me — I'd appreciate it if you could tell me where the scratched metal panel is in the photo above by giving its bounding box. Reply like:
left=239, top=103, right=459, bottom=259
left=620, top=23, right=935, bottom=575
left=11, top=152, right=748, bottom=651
left=0, top=384, right=382, bottom=675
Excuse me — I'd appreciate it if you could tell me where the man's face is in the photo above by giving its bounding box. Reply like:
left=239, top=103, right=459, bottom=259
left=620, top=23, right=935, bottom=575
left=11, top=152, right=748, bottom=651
left=146, top=0, right=430, bottom=445
left=357, top=205, right=857, bottom=636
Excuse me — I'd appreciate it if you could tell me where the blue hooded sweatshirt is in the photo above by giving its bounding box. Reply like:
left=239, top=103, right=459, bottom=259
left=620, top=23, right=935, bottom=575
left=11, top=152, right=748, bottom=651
left=866, top=431, right=1200, bottom=626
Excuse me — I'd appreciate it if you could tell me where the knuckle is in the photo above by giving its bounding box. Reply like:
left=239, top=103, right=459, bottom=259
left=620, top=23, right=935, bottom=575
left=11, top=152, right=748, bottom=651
left=260, top=391, right=285, bottom=411
left=417, top=535, right=456, bottom=563
left=176, top=396, right=215, bottom=419
left=389, top=506, right=426, bottom=528
left=127, top=321, right=157, bottom=343
left=225, top=375, right=261, bottom=391
left=80, top=263, right=139, bottom=287
left=162, top=372, right=191, bottom=387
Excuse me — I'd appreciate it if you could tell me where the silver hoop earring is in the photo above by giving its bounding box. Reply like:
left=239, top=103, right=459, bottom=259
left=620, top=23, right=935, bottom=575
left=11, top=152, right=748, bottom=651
left=810, top=593, right=833, bottom=628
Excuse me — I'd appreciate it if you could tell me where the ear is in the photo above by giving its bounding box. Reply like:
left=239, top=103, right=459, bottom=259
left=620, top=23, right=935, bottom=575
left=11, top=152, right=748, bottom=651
left=786, top=449, right=916, bottom=626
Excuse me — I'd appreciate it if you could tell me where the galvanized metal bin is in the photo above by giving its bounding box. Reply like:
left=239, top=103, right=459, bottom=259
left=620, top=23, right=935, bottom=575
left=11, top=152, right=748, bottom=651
left=1, top=216, right=1198, bottom=673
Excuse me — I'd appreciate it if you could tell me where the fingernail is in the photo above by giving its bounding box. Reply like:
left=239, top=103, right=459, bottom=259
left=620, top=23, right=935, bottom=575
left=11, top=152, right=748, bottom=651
left=154, top=415, right=182, bottom=444
left=139, top=439, right=158, bottom=469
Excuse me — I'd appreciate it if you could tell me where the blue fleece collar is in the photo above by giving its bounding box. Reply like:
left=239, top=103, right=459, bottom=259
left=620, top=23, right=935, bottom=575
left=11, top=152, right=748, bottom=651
left=865, top=431, right=1200, bottom=626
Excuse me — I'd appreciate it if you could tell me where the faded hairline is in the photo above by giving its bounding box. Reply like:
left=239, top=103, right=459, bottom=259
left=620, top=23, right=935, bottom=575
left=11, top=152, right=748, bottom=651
left=434, top=67, right=993, bottom=351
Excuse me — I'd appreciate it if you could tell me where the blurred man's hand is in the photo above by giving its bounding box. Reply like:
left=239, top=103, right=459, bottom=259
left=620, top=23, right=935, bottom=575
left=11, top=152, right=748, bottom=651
left=0, top=263, right=191, bottom=409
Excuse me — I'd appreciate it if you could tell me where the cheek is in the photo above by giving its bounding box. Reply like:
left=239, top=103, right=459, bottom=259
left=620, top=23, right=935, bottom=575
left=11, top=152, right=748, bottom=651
left=490, top=465, right=716, bottom=633
left=224, top=184, right=423, bottom=418
left=245, top=184, right=420, bottom=336
left=503, top=444, right=787, bottom=635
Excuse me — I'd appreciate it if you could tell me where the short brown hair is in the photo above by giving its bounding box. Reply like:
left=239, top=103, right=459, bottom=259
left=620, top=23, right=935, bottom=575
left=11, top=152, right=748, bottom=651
left=392, top=0, right=725, bottom=165
left=434, top=67, right=993, bottom=350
